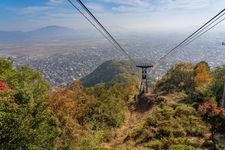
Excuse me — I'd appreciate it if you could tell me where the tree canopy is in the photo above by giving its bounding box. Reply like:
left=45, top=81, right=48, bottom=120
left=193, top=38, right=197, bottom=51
left=0, top=58, right=61, bottom=149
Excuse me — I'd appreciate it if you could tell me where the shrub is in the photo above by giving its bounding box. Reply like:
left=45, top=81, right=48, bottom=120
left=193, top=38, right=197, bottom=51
left=156, top=63, right=194, bottom=94
left=127, top=103, right=210, bottom=149
left=198, top=101, right=225, bottom=133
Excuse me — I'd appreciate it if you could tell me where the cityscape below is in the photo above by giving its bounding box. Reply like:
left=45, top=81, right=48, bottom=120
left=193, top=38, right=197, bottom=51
left=1, top=26, right=224, bottom=86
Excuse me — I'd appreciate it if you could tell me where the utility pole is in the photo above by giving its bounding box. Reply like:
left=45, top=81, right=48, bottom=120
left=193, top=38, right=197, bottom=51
left=222, top=84, right=225, bottom=109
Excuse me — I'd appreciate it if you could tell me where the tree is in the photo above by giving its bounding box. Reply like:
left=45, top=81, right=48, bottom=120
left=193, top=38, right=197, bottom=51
left=0, top=58, right=61, bottom=149
left=211, top=65, right=225, bottom=105
left=194, top=61, right=212, bottom=87
left=191, top=62, right=214, bottom=103
left=48, top=81, right=96, bottom=149
left=156, top=63, right=194, bottom=93
left=198, top=101, right=225, bottom=149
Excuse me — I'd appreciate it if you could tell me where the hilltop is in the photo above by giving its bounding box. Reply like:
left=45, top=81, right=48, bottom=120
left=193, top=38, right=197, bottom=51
left=81, top=60, right=137, bottom=87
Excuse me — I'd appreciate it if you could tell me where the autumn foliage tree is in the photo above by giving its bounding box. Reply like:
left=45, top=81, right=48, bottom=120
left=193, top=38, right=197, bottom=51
left=198, top=101, right=225, bottom=149
left=184, top=62, right=213, bottom=103
left=48, top=80, right=96, bottom=149
left=199, top=101, right=225, bottom=130
left=49, top=81, right=95, bottom=119
left=194, top=61, right=212, bottom=87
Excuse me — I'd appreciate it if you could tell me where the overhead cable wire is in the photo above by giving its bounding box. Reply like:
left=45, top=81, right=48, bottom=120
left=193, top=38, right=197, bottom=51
left=150, top=8, right=225, bottom=73
left=183, top=17, right=225, bottom=47
left=67, top=0, right=136, bottom=65
left=67, top=0, right=122, bottom=53
left=155, top=9, right=225, bottom=65
left=181, top=11, right=225, bottom=47
left=75, top=0, right=136, bottom=65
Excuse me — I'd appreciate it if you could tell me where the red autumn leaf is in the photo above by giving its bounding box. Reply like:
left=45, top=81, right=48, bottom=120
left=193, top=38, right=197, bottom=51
left=0, top=81, right=7, bottom=91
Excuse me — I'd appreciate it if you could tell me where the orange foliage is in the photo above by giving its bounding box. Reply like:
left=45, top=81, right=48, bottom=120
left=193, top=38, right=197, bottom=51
left=49, top=81, right=96, bottom=120
left=194, top=63, right=212, bottom=86
left=48, top=81, right=96, bottom=146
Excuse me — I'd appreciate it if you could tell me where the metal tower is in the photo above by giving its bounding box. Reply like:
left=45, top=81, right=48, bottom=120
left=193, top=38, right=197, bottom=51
left=222, top=84, right=225, bottom=109
left=136, top=63, right=153, bottom=94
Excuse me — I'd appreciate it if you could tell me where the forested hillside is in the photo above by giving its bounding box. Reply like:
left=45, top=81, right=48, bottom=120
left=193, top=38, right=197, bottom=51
left=81, top=60, right=137, bottom=87
left=0, top=57, right=225, bottom=149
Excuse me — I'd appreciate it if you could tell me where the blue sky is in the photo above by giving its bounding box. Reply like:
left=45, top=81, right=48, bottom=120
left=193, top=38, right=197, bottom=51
left=0, top=0, right=225, bottom=32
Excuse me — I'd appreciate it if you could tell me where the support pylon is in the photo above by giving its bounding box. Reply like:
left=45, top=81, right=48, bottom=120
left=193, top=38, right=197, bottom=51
left=136, top=64, right=153, bottom=95
left=222, top=84, right=225, bottom=109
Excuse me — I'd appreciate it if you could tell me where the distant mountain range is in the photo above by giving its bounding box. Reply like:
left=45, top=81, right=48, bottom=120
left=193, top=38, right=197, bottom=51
left=0, top=25, right=130, bottom=43
left=0, top=25, right=94, bottom=43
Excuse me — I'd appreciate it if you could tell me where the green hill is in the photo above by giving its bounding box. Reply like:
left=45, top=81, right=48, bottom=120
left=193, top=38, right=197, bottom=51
left=81, top=60, right=137, bottom=87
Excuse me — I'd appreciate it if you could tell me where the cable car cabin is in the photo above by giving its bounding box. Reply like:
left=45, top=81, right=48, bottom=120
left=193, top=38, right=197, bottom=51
left=136, top=63, right=153, bottom=94
left=222, top=42, right=225, bottom=46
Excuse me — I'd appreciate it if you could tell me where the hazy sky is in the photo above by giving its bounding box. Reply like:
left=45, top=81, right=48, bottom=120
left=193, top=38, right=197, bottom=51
left=0, top=0, right=225, bottom=32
